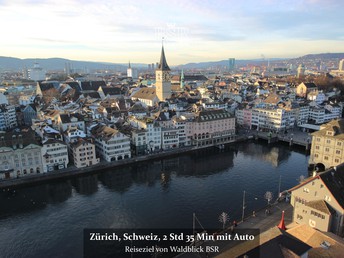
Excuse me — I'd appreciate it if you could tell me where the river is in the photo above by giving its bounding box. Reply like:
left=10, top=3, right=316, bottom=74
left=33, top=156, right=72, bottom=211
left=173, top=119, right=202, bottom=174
left=0, top=141, right=309, bottom=257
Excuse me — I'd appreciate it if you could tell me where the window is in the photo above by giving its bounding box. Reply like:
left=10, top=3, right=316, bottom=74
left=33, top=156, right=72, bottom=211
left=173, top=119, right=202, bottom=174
left=336, top=150, right=341, bottom=155
left=324, top=156, right=329, bottom=160
left=297, top=214, right=303, bottom=220
left=337, top=141, right=342, bottom=146
left=315, top=145, right=320, bottom=150
left=325, top=147, right=330, bottom=152
left=335, top=159, right=340, bottom=163
left=326, top=139, right=331, bottom=144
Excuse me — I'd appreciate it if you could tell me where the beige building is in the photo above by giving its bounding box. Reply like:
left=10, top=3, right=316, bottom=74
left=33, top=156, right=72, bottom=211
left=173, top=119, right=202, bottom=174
left=70, top=138, right=99, bottom=168
left=155, top=45, right=171, bottom=101
left=296, top=82, right=317, bottom=98
left=0, top=131, right=43, bottom=179
left=289, top=164, right=344, bottom=236
left=131, top=88, right=159, bottom=107
left=310, top=119, right=344, bottom=169
left=287, top=224, right=344, bottom=258
left=190, top=109, right=236, bottom=147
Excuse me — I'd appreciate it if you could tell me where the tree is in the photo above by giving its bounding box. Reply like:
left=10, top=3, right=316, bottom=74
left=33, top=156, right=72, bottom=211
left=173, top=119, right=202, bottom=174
left=264, top=191, right=273, bottom=205
left=218, top=212, right=229, bottom=230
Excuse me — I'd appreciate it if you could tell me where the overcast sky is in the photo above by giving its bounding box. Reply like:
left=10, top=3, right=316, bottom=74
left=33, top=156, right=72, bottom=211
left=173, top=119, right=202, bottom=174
left=0, top=0, right=343, bottom=65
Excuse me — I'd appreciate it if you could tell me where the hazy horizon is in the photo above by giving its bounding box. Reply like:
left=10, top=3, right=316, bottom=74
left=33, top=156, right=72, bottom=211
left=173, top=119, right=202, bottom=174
left=1, top=0, right=343, bottom=65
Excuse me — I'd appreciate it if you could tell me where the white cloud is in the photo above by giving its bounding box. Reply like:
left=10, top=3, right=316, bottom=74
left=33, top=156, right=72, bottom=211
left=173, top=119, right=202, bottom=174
left=0, top=0, right=343, bottom=64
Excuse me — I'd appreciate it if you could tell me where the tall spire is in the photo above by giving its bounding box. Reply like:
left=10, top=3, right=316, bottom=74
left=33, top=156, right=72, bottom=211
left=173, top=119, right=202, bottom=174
left=157, top=44, right=170, bottom=71
left=128, top=61, right=131, bottom=68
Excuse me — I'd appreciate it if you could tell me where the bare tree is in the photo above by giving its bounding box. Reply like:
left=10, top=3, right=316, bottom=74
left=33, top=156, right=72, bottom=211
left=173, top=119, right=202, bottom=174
left=264, top=191, right=273, bottom=205
left=218, top=212, right=229, bottom=230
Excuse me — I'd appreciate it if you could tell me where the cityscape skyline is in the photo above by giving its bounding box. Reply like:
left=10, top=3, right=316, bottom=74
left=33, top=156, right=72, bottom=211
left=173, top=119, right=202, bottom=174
left=0, top=0, right=343, bottom=65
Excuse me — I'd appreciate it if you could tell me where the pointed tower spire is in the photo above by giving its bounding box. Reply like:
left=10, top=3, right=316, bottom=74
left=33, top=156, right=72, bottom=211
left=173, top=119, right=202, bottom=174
left=277, top=210, right=286, bottom=230
left=157, top=43, right=170, bottom=71
left=128, top=61, right=131, bottom=68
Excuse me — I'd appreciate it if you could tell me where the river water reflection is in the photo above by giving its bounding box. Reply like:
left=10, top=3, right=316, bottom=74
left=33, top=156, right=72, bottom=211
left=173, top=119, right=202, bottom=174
left=0, top=141, right=309, bottom=257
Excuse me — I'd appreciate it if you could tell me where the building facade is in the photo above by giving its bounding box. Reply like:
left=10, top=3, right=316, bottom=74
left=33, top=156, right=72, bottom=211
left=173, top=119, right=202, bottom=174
left=0, top=132, right=43, bottom=179
left=70, top=138, right=99, bottom=168
left=190, top=109, right=236, bottom=147
left=155, top=46, right=171, bottom=101
left=289, top=165, right=344, bottom=236
left=41, top=139, right=69, bottom=172
left=0, top=104, right=17, bottom=131
left=310, top=119, right=344, bottom=168
left=90, top=124, right=131, bottom=162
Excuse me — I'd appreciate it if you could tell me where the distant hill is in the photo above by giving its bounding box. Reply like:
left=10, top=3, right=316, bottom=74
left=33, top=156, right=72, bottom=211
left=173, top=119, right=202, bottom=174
left=1, top=53, right=343, bottom=72
left=176, top=59, right=284, bottom=69
left=294, top=53, right=344, bottom=60
left=0, top=57, right=128, bottom=72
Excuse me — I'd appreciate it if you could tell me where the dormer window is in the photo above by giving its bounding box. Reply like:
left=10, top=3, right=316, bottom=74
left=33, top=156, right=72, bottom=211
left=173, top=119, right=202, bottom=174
left=326, top=131, right=334, bottom=136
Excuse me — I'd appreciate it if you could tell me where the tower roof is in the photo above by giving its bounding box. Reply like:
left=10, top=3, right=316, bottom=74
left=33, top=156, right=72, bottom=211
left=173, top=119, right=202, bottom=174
left=157, top=46, right=170, bottom=71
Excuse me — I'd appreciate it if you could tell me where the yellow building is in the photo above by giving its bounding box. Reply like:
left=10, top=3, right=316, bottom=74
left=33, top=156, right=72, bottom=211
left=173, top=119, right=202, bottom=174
left=296, top=82, right=317, bottom=98
left=289, top=164, right=344, bottom=236
left=310, top=119, right=344, bottom=169
left=155, top=45, right=171, bottom=101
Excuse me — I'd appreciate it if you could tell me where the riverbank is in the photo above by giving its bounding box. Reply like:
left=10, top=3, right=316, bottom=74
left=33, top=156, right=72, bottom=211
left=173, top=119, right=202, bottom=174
left=0, top=137, right=248, bottom=189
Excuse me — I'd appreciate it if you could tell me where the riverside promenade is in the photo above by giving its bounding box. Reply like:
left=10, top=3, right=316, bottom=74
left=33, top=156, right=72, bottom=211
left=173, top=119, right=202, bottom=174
left=0, top=136, right=247, bottom=189
left=0, top=145, right=194, bottom=189
left=176, top=200, right=293, bottom=258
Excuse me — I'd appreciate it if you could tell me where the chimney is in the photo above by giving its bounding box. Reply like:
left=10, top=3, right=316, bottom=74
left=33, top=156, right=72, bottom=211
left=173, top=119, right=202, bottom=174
left=12, top=135, right=17, bottom=150
left=312, top=171, right=317, bottom=177
left=18, top=135, right=23, bottom=149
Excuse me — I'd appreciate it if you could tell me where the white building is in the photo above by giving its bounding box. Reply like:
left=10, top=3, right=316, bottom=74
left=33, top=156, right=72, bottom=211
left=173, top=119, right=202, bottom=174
left=0, top=92, right=8, bottom=105
left=63, top=126, right=87, bottom=144
left=172, top=116, right=190, bottom=147
left=28, top=62, right=46, bottom=81
left=127, top=62, right=138, bottom=81
left=129, top=117, right=162, bottom=151
left=161, top=127, right=179, bottom=150
left=19, top=95, right=35, bottom=106
left=41, top=139, right=69, bottom=172
left=309, top=104, right=343, bottom=124
left=90, top=124, right=131, bottom=162
left=131, top=128, right=148, bottom=155
left=307, top=90, right=326, bottom=104
left=0, top=104, right=17, bottom=131
left=251, top=107, right=296, bottom=132
left=57, top=113, right=85, bottom=132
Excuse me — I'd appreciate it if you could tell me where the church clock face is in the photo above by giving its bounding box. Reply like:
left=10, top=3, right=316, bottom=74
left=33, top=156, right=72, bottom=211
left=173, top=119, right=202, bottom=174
left=163, top=72, right=170, bottom=81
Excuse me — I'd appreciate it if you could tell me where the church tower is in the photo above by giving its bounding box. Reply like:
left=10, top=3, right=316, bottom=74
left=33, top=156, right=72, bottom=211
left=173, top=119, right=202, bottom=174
left=156, top=45, right=171, bottom=101
left=127, top=61, right=132, bottom=79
